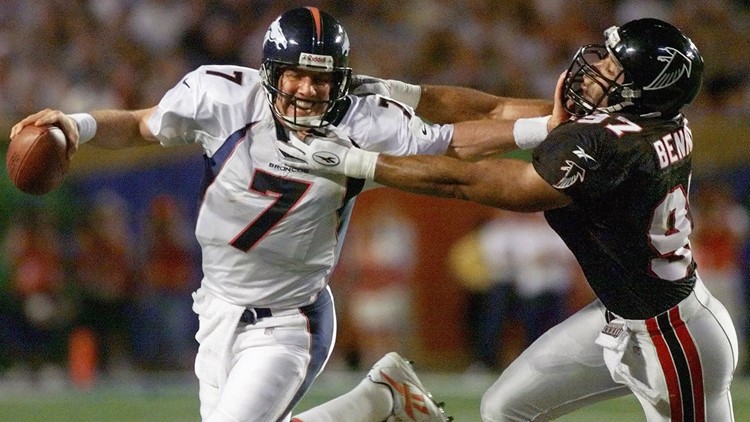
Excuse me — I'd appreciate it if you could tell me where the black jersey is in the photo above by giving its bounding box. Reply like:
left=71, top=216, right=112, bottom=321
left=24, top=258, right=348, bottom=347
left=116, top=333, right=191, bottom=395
left=532, top=112, right=696, bottom=319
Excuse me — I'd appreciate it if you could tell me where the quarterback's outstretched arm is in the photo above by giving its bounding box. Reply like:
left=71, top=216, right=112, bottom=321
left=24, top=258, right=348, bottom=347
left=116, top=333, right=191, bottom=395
left=10, top=107, right=159, bottom=155
left=372, top=154, right=570, bottom=212
left=350, top=73, right=567, bottom=161
left=417, top=85, right=552, bottom=124
left=445, top=73, right=568, bottom=160
left=276, top=134, right=571, bottom=213
left=352, top=74, right=555, bottom=124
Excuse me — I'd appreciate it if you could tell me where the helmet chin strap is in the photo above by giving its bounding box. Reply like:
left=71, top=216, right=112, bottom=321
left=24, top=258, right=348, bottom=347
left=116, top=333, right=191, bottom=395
left=598, top=102, right=662, bottom=118
left=599, top=101, right=632, bottom=113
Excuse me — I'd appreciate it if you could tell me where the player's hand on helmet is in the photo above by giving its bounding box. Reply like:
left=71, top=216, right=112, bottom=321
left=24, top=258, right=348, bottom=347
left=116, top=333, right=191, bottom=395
left=549, top=71, right=572, bottom=132
left=276, top=130, right=378, bottom=179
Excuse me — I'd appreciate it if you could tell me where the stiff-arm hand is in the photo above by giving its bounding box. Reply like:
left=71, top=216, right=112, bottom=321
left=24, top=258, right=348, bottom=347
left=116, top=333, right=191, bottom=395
left=276, top=131, right=379, bottom=179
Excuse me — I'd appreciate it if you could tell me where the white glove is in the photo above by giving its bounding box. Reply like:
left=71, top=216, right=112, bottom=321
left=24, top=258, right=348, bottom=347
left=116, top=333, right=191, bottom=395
left=350, top=74, right=422, bottom=108
left=276, top=131, right=379, bottom=180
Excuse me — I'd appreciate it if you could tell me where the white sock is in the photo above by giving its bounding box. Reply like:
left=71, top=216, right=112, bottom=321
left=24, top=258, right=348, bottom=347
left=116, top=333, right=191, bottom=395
left=291, top=377, right=393, bottom=422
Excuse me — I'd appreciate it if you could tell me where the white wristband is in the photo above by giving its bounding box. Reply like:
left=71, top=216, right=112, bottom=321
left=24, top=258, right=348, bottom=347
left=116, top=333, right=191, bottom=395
left=343, top=148, right=380, bottom=180
left=386, top=79, right=422, bottom=109
left=68, top=113, right=97, bottom=144
left=513, top=115, right=551, bottom=150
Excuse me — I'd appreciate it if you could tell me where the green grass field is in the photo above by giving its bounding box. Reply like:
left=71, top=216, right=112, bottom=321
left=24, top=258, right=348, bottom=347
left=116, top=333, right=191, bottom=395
left=0, top=371, right=748, bottom=421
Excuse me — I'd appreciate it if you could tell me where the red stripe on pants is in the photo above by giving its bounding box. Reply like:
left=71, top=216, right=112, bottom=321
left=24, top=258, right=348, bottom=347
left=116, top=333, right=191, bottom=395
left=669, top=307, right=705, bottom=421
left=647, top=317, right=683, bottom=421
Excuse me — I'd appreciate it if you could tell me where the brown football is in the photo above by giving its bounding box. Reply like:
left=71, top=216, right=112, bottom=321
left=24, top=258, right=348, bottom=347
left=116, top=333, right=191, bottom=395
left=6, top=125, right=70, bottom=195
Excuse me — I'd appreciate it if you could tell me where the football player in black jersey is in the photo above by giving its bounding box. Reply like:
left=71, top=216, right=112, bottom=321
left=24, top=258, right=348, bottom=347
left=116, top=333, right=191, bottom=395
left=280, top=18, right=738, bottom=421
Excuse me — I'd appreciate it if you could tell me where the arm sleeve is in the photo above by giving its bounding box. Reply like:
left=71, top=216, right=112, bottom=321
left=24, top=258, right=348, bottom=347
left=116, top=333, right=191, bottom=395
left=147, top=66, right=222, bottom=147
left=532, top=123, right=615, bottom=202
left=147, top=69, right=200, bottom=146
left=344, top=95, right=454, bottom=156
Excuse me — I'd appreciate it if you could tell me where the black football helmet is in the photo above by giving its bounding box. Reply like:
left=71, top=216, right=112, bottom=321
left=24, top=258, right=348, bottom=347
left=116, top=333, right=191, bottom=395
left=260, top=7, right=352, bottom=129
left=564, top=18, right=703, bottom=118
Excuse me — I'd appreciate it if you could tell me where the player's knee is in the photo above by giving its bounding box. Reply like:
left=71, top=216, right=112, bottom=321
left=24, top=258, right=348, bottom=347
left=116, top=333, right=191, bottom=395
left=480, top=387, right=512, bottom=421
left=480, top=397, right=502, bottom=422
left=480, top=381, right=530, bottom=422
left=205, top=408, right=242, bottom=422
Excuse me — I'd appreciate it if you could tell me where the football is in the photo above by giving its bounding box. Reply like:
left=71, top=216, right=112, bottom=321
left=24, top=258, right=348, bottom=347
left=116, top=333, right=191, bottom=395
left=6, top=125, right=70, bottom=195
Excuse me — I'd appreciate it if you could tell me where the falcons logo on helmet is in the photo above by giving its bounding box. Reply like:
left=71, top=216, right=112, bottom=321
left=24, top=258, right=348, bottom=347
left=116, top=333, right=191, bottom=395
left=643, top=47, right=692, bottom=91
left=553, top=160, right=586, bottom=189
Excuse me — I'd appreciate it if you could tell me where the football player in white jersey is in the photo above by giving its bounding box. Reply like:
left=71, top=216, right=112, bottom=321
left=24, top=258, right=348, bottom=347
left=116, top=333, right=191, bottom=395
left=11, top=7, right=559, bottom=422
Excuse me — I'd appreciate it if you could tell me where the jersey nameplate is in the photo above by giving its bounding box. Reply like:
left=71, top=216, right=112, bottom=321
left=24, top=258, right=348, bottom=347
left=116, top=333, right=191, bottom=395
left=652, top=126, right=693, bottom=169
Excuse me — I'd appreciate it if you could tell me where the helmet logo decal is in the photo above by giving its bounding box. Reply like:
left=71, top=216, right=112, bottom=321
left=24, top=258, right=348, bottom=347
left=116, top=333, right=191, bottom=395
left=644, top=47, right=692, bottom=91
left=299, top=53, right=334, bottom=70
left=265, top=19, right=288, bottom=50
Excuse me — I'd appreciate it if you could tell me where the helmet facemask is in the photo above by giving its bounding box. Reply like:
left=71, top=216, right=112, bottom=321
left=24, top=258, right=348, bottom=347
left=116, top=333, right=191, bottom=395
left=260, top=60, right=351, bottom=130
left=563, top=45, right=634, bottom=117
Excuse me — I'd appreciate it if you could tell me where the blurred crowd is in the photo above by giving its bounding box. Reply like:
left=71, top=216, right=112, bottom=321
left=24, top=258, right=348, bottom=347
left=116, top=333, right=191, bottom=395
left=0, top=191, right=200, bottom=386
left=0, top=0, right=749, bottom=134
left=447, top=211, right=581, bottom=373
left=2, top=0, right=750, bottom=387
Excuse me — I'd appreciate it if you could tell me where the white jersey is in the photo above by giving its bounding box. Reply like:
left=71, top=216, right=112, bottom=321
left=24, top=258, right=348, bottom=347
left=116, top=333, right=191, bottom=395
left=147, top=64, right=453, bottom=309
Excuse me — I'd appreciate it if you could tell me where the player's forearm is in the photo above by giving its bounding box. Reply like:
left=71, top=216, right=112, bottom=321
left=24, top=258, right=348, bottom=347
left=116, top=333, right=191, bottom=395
left=447, top=119, right=518, bottom=160
left=88, top=108, right=158, bottom=149
left=416, top=85, right=497, bottom=123
left=372, top=155, right=567, bottom=212
left=374, top=154, right=476, bottom=200
left=373, top=154, right=523, bottom=209
left=447, top=115, right=552, bottom=160
left=417, top=85, right=552, bottom=123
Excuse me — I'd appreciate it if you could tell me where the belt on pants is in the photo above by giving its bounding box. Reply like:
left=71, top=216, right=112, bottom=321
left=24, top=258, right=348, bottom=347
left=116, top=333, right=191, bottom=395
left=240, top=293, right=324, bottom=325
left=240, top=307, right=273, bottom=324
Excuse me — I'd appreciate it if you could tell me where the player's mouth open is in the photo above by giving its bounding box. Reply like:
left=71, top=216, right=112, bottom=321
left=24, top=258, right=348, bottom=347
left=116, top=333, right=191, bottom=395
left=294, top=100, right=315, bottom=111
left=289, top=101, right=325, bottom=117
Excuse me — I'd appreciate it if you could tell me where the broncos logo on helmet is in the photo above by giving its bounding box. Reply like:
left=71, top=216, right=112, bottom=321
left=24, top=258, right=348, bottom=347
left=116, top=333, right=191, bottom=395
left=265, top=19, right=288, bottom=50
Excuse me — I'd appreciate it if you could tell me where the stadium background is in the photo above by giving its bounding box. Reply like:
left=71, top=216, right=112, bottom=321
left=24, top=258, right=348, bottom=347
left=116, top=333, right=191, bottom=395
left=1, top=0, right=750, bottom=420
